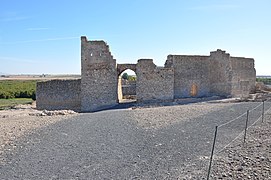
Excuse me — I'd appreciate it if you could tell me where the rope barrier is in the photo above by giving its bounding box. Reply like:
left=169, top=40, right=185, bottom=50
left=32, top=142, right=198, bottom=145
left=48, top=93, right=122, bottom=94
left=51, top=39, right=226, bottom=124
left=215, top=103, right=271, bottom=154
left=217, top=102, right=262, bottom=128
left=249, top=102, right=263, bottom=111
left=207, top=100, right=271, bottom=178
left=217, top=112, right=246, bottom=128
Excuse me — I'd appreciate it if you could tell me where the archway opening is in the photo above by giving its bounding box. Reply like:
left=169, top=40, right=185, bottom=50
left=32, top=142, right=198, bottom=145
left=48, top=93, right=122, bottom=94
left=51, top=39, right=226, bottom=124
left=118, top=69, right=137, bottom=103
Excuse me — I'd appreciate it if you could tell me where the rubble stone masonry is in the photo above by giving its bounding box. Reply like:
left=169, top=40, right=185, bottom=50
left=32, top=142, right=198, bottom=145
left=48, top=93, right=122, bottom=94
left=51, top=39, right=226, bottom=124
left=36, top=37, right=256, bottom=112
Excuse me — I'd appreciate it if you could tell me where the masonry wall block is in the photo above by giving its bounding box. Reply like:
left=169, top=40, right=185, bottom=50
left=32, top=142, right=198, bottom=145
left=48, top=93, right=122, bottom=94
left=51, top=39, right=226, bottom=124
left=36, top=79, right=81, bottom=111
left=136, top=59, right=174, bottom=102
left=230, top=57, right=256, bottom=97
left=165, top=55, right=211, bottom=98
left=81, top=36, right=118, bottom=111
left=120, top=79, right=136, bottom=98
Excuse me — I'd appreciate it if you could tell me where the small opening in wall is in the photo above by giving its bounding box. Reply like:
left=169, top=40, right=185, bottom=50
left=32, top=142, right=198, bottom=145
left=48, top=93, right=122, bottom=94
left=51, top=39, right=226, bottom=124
left=90, top=53, right=93, bottom=56
left=99, top=52, right=102, bottom=57
left=190, top=84, right=198, bottom=97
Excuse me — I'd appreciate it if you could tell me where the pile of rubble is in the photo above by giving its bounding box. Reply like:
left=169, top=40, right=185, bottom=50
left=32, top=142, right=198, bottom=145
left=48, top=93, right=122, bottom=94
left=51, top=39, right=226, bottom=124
left=247, top=82, right=271, bottom=102
left=29, top=109, right=77, bottom=116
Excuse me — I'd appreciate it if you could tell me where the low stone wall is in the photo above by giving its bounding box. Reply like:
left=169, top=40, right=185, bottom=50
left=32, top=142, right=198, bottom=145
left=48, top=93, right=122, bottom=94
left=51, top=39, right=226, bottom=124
left=122, top=84, right=136, bottom=96
left=36, top=79, right=81, bottom=111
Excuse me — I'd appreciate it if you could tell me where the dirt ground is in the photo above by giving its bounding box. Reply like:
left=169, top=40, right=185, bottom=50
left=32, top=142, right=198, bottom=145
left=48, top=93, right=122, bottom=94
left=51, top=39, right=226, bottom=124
left=0, top=100, right=270, bottom=179
left=0, top=103, right=77, bottom=164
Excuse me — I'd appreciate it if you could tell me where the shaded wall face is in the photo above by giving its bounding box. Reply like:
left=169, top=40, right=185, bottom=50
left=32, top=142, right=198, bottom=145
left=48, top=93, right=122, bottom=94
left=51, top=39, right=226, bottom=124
left=167, top=55, right=211, bottom=98
left=230, top=57, right=256, bottom=97
left=36, top=79, right=81, bottom=111
left=81, top=38, right=118, bottom=112
left=136, top=59, right=174, bottom=102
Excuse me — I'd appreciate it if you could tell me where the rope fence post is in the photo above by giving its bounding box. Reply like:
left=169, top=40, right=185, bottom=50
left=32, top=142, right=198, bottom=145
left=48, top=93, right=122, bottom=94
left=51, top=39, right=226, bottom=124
left=262, top=100, right=265, bottom=123
left=207, top=126, right=218, bottom=180
left=243, top=110, right=249, bottom=145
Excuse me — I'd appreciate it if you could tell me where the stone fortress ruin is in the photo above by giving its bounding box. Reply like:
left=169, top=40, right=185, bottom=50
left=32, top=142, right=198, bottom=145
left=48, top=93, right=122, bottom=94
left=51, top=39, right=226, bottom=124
left=36, top=36, right=256, bottom=112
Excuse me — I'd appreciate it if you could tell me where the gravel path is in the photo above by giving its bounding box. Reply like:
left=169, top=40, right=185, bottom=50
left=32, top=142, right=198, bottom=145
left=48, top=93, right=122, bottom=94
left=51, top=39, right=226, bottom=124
left=0, top=105, right=77, bottom=165
left=0, top=101, right=268, bottom=179
left=211, top=110, right=271, bottom=179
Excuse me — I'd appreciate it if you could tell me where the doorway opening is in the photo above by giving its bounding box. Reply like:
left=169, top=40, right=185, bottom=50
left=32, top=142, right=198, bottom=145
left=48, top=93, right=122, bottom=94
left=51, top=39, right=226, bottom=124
left=118, top=69, right=137, bottom=103
left=190, top=84, right=198, bottom=97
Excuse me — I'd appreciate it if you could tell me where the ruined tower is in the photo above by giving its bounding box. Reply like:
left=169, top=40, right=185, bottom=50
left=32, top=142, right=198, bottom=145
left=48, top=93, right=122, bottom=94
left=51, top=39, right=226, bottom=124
left=80, top=36, right=118, bottom=111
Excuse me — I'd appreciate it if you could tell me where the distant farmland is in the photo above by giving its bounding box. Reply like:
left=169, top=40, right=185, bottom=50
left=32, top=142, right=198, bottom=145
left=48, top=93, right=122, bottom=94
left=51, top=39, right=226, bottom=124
left=0, top=80, right=37, bottom=99
left=0, top=74, right=80, bottom=100
left=256, top=77, right=271, bottom=85
left=0, top=74, right=80, bottom=80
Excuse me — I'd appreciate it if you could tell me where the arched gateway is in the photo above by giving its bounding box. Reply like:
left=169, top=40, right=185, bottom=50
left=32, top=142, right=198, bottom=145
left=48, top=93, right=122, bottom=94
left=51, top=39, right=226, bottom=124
left=117, top=65, right=137, bottom=102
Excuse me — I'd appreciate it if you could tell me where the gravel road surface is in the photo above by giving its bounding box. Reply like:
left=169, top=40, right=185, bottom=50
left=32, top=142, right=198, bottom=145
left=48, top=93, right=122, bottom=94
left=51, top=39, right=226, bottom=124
left=0, top=101, right=268, bottom=179
left=212, top=113, right=271, bottom=179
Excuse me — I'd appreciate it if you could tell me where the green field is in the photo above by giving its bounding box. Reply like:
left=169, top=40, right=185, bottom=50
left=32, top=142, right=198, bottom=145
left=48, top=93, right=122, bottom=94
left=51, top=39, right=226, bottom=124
left=256, top=78, right=271, bottom=85
left=0, top=80, right=36, bottom=99
left=0, top=80, right=36, bottom=109
left=0, top=98, right=33, bottom=110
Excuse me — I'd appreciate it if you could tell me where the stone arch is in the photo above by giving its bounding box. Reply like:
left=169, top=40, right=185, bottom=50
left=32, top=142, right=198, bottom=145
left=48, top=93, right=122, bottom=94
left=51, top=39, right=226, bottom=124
left=117, top=67, right=137, bottom=103
left=117, top=64, right=137, bottom=76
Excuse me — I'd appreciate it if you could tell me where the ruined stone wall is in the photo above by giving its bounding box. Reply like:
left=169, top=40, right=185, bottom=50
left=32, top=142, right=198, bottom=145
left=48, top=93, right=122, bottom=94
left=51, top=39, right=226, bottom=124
left=121, top=79, right=136, bottom=96
left=164, top=50, right=255, bottom=99
left=118, top=79, right=136, bottom=100
left=209, top=50, right=232, bottom=97
left=122, top=84, right=136, bottom=96
left=165, top=55, right=211, bottom=98
left=136, top=59, right=174, bottom=102
left=36, top=36, right=257, bottom=111
left=81, top=36, right=118, bottom=111
left=36, top=79, right=81, bottom=111
left=230, top=57, right=256, bottom=97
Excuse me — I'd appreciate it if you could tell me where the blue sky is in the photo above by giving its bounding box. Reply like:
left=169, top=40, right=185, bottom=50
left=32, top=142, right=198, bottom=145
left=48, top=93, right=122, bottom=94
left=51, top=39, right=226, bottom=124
left=0, top=0, right=270, bottom=75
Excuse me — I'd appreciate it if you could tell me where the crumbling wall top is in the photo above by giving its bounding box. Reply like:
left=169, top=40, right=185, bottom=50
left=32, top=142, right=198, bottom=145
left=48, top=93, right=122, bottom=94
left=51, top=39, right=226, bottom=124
left=81, top=36, right=114, bottom=65
left=210, top=49, right=230, bottom=57
left=81, top=36, right=87, bottom=42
